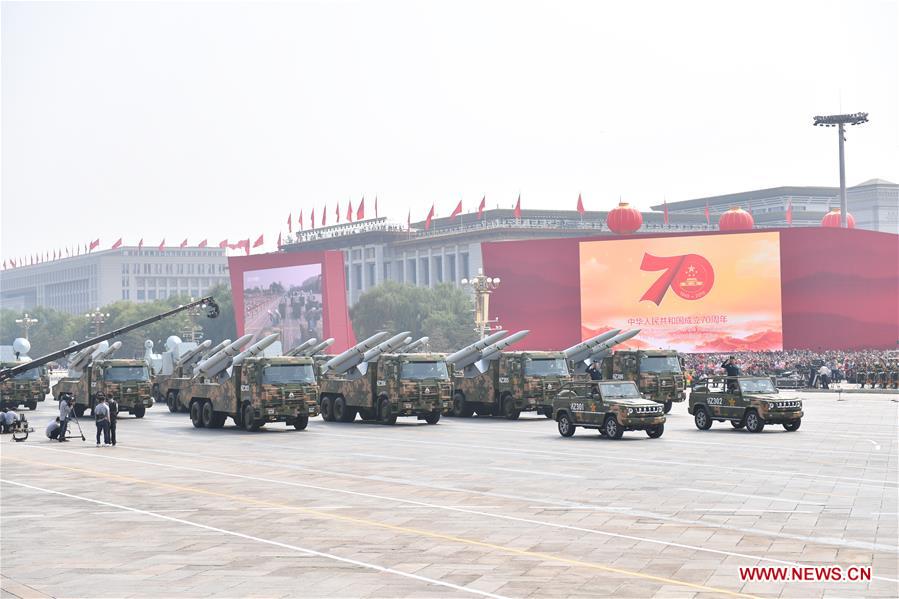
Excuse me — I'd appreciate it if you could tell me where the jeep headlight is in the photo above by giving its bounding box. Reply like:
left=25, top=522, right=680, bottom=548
left=767, top=402, right=775, bottom=409
left=627, top=408, right=634, bottom=415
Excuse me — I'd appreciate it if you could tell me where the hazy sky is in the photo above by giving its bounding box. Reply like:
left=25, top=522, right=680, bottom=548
left=2, top=0, right=897, bottom=258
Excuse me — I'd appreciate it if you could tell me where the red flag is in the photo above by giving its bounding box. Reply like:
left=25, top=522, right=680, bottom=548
left=576, top=193, right=585, bottom=215
left=111, top=238, right=122, bottom=250
left=785, top=200, right=793, bottom=226
left=374, top=196, right=378, bottom=218
left=347, top=200, right=353, bottom=222
left=180, top=239, right=188, bottom=248
left=357, top=197, right=365, bottom=220
left=663, top=199, right=669, bottom=225
left=287, top=214, right=292, bottom=233
left=138, top=238, right=144, bottom=249
left=218, top=239, right=228, bottom=249
left=424, top=204, right=435, bottom=231
left=158, top=239, right=165, bottom=251
left=311, top=208, right=315, bottom=230
left=513, top=195, right=521, bottom=219
left=198, top=239, right=208, bottom=248
left=704, top=201, right=710, bottom=225
left=278, top=232, right=282, bottom=249
left=478, top=196, right=486, bottom=219
left=299, top=210, right=304, bottom=230
left=253, top=234, right=264, bottom=248
left=450, top=200, right=462, bottom=220
left=336, top=201, right=341, bottom=224
left=89, top=238, right=100, bottom=251
left=322, top=205, right=327, bottom=227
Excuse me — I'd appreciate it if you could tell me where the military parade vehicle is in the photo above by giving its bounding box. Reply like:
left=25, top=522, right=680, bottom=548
left=53, top=341, right=155, bottom=418
left=688, top=375, right=803, bottom=433
left=552, top=380, right=665, bottom=439
left=186, top=333, right=320, bottom=431
left=0, top=338, right=46, bottom=410
left=318, top=332, right=452, bottom=425
left=599, top=348, right=685, bottom=413
left=150, top=337, right=237, bottom=412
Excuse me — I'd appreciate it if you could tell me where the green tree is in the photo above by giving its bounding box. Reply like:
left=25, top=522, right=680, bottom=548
left=349, top=282, right=477, bottom=352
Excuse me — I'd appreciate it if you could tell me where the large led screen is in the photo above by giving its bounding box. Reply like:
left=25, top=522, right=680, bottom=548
left=579, top=232, right=784, bottom=352
left=242, top=264, right=323, bottom=348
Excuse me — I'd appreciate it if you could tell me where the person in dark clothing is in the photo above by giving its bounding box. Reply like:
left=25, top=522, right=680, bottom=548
left=722, top=357, right=740, bottom=391
left=58, top=394, right=73, bottom=442
left=108, top=396, right=119, bottom=446
left=586, top=361, right=603, bottom=381
left=94, top=394, right=111, bottom=446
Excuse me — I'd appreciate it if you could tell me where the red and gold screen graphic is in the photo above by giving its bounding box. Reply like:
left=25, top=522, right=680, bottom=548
left=579, top=232, right=783, bottom=352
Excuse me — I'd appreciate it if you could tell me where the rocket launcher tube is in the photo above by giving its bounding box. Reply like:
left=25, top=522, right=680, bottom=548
left=232, top=333, right=281, bottom=366
left=201, top=340, right=231, bottom=360
left=445, top=330, right=509, bottom=368
left=67, top=344, right=100, bottom=372
left=194, top=334, right=254, bottom=378
left=584, top=329, right=642, bottom=364
left=323, top=331, right=390, bottom=374
left=398, top=336, right=429, bottom=353
left=174, top=340, right=213, bottom=368
left=285, top=338, right=318, bottom=356
left=478, top=330, right=530, bottom=362
left=91, top=341, right=122, bottom=362
left=301, top=338, right=334, bottom=356
left=362, top=332, right=412, bottom=363
left=563, top=329, right=622, bottom=362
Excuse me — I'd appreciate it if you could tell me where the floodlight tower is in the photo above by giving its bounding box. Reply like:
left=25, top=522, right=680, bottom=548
left=813, top=112, right=868, bottom=228
left=461, top=268, right=501, bottom=339
left=14, top=313, right=39, bottom=340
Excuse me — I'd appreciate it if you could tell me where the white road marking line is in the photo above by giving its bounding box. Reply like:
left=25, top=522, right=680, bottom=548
left=487, top=467, right=584, bottom=479
left=350, top=452, right=416, bottom=461
left=0, top=478, right=509, bottom=599
left=16, top=444, right=899, bottom=574
left=684, top=509, right=817, bottom=514
left=0, top=514, right=46, bottom=519
left=678, top=488, right=827, bottom=506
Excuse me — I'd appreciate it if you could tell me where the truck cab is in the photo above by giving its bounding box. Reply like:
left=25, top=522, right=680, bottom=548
left=601, top=350, right=685, bottom=412
left=54, top=359, right=154, bottom=418
left=0, top=362, right=45, bottom=410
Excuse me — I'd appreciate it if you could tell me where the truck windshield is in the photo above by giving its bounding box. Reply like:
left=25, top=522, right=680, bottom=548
left=262, top=364, right=315, bottom=384
left=598, top=382, right=642, bottom=399
left=525, top=358, right=569, bottom=377
left=401, top=361, right=449, bottom=380
left=739, top=378, right=777, bottom=393
left=105, top=366, right=150, bottom=382
left=640, top=356, right=681, bottom=373
left=12, top=368, right=40, bottom=380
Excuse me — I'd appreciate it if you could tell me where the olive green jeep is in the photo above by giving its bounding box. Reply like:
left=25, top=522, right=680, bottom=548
left=689, top=376, right=803, bottom=433
left=552, top=380, right=665, bottom=439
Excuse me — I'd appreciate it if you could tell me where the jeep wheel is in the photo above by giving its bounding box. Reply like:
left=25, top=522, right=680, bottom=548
left=166, top=391, right=179, bottom=413
left=663, top=400, right=672, bottom=414
left=294, top=415, right=309, bottom=430
left=694, top=407, right=712, bottom=430
left=320, top=396, right=334, bottom=422
left=133, top=405, right=146, bottom=419
left=424, top=412, right=440, bottom=425
left=783, top=419, right=801, bottom=432
left=543, top=408, right=553, bottom=419
left=647, top=423, right=664, bottom=438
left=379, top=398, right=397, bottom=425
left=200, top=401, right=215, bottom=427
left=190, top=402, right=204, bottom=428
left=731, top=419, right=745, bottom=429
left=242, top=403, right=260, bottom=431
left=603, top=416, right=624, bottom=439
left=744, top=410, right=765, bottom=433
left=334, top=396, right=350, bottom=422
left=502, top=397, right=520, bottom=420
left=452, top=392, right=474, bottom=418
left=557, top=413, right=575, bottom=437
left=26, top=400, right=37, bottom=410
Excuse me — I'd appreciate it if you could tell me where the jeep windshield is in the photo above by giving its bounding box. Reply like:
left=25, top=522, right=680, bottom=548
left=262, top=364, right=315, bottom=384
left=105, top=366, right=150, bottom=382
left=599, top=382, right=642, bottom=399
left=639, top=356, right=682, bottom=373
left=401, top=361, right=449, bottom=380
left=525, top=358, right=569, bottom=377
left=738, top=378, right=777, bottom=394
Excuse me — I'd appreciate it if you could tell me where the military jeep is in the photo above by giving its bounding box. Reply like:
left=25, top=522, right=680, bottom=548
left=689, top=376, right=802, bottom=433
left=552, top=380, right=665, bottom=439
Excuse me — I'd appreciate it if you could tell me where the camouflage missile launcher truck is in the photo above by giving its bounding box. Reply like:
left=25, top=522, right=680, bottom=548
left=149, top=337, right=220, bottom=413
left=600, top=349, right=685, bottom=413
left=553, top=380, right=665, bottom=439
left=187, top=334, right=320, bottom=431
left=0, top=362, right=45, bottom=410
left=318, top=332, right=452, bottom=425
left=689, top=375, right=803, bottom=433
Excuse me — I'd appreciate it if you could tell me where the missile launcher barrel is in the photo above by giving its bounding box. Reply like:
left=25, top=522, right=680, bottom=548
left=479, top=330, right=530, bottom=362
left=587, top=329, right=640, bottom=360
left=194, top=334, right=254, bottom=379
left=91, top=341, right=122, bottom=362
left=232, top=333, right=281, bottom=366
left=201, top=339, right=231, bottom=360
left=446, top=330, right=509, bottom=367
left=285, top=338, right=318, bottom=357
left=301, top=338, right=334, bottom=356
left=174, top=340, right=213, bottom=368
left=563, top=329, right=622, bottom=362
left=362, top=332, right=412, bottom=362
left=398, top=336, right=429, bottom=353
left=67, top=344, right=100, bottom=372
left=323, top=331, right=390, bottom=374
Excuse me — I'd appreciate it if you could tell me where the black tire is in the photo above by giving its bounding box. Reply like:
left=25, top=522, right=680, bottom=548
left=744, top=409, right=765, bottom=433
left=73, top=404, right=86, bottom=418
left=320, top=396, right=334, bottom=422
left=379, top=398, right=397, bottom=425
left=783, top=419, right=801, bottom=432
left=190, top=401, right=204, bottom=428
left=557, top=412, right=575, bottom=437
left=242, top=403, right=259, bottom=431
left=133, top=405, right=146, bottom=419
left=603, top=415, right=624, bottom=439
left=647, top=423, right=664, bottom=438
left=502, top=396, right=520, bottom=421
left=26, top=400, right=37, bottom=410
left=731, top=419, right=745, bottom=429
left=294, top=415, right=309, bottom=430
left=663, top=400, right=672, bottom=414
left=334, top=396, right=353, bottom=422
left=694, top=407, right=712, bottom=430
left=424, top=412, right=440, bottom=425
left=166, top=391, right=179, bottom=413
left=452, top=392, right=474, bottom=418
left=543, top=408, right=553, bottom=419
left=209, top=412, right=226, bottom=428
left=200, top=401, right=214, bottom=427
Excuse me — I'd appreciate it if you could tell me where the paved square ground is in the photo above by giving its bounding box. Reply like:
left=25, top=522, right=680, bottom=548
left=2, top=392, right=897, bottom=598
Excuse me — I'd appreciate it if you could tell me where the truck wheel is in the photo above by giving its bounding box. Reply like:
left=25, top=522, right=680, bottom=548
left=452, top=392, right=473, bottom=418
left=744, top=409, right=765, bottom=433
left=320, top=396, right=334, bottom=422
left=379, top=398, right=397, bottom=425
left=647, top=423, right=664, bottom=438
left=502, top=397, right=520, bottom=420
left=133, top=405, right=146, bottom=419
left=694, top=407, right=712, bottom=430
left=663, top=400, right=672, bottom=414
left=557, top=412, right=575, bottom=437
left=783, top=419, right=801, bottom=432
left=200, top=402, right=215, bottom=427
left=603, top=415, right=624, bottom=439
left=209, top=412, right=226, bottom=428
left=334, top=396, right=351, bottom=422
left=242, top=403, right=260, bottom=431
left=73, top=404, right=86, bottom=418
left=166, top=391, right=178, bottom=413
left=424, top=412, right=440, bottom=425
left=294, top=415, right=309, bottom=430
left=190, top=402, right=204, bottom=428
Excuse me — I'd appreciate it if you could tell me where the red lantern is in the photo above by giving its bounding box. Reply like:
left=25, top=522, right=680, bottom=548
left=607, top=202, right=643, bottom=234
left=718, top=207, right=754, bottom=231
left=821, top=208, right=855, bottom=228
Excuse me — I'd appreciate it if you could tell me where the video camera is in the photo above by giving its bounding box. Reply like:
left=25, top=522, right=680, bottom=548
left=11, top=413, right=33, bottom=442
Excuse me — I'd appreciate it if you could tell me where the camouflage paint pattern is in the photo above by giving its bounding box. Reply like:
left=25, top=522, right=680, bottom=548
left=53, top=359, right=154, bottom=415
left=601, top=350, right=686, bottom=406
left=0, top=361, right=46, bottom=409
left=688, top=376, right=803, bottom=425
left=552, top=381, right=665, bottom=435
